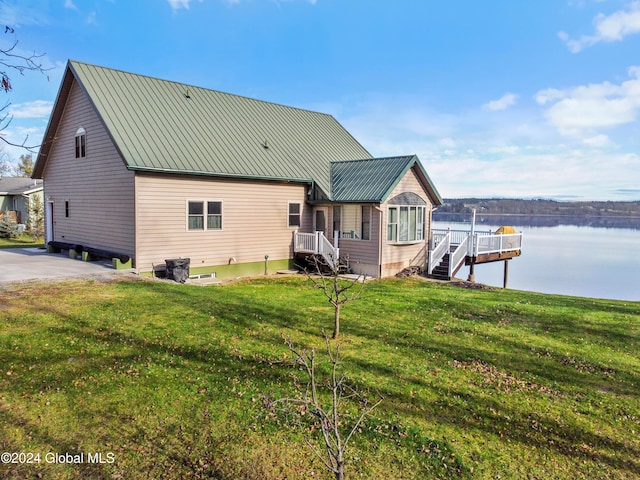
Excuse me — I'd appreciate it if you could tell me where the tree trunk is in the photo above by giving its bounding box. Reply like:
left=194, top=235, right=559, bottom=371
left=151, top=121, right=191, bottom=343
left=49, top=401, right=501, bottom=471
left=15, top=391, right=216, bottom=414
left=333, top=303, right=340, bottom=339
left=335, top=456, right=344, bottom=480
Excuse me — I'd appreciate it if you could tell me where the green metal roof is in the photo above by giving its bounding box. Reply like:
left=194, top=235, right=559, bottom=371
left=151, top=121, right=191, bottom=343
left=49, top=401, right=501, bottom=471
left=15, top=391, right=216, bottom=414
left=35, top=61, right=442, bottom=205
left=330, top=155, right=443, bottom=205
left=35, top=61, right=372, bottom=197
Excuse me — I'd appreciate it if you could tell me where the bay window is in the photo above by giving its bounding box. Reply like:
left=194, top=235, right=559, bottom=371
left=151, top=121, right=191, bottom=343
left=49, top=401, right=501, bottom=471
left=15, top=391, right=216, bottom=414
left=388, top=206, right=425, bottom=243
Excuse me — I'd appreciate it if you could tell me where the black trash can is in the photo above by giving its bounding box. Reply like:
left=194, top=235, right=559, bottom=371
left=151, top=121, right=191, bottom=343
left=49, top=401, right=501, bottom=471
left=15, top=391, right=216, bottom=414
left=165, top=258, right=190, bottom=283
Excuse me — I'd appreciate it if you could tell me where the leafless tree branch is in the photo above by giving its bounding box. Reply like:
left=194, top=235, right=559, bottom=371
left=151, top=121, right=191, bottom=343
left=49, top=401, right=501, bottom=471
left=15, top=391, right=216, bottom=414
left=275, top=333, right=383, bottom=480
left=0, top=25, right=53, bottom=153
left=304, top=254, right=367, bottom=339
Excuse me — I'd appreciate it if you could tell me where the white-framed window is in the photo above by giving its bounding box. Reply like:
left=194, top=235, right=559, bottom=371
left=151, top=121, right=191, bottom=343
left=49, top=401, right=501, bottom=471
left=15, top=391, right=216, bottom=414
left=288, top=202, right=301, bottom=227
left=75, top=127, right=86, bottom=158
left=187, top=200, right=222, bottom=231
left=361, top=205, right=371, bottom=241
left=387, top=206, right=425, bottom=243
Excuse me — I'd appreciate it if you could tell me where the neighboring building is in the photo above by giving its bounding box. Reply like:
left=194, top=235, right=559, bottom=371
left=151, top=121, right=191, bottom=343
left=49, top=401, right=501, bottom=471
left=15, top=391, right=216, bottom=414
left=33, top=61, right=442, bottom=278
left=0, top=176, right=43, bottom=227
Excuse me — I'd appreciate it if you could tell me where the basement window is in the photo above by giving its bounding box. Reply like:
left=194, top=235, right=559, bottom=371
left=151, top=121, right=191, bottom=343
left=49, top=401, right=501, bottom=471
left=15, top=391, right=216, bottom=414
left=75, top=127, right=86, bottom=158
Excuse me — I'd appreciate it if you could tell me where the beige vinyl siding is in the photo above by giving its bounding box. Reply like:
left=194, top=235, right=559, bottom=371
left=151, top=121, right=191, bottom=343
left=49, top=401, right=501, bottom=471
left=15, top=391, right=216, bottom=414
left=134, top=173, right=312, bottom=272
left=42, top=80, right=135, bottom=255
left=328, top=204, right=380, bottom=277
left=380, top=167, right=432, bottom=277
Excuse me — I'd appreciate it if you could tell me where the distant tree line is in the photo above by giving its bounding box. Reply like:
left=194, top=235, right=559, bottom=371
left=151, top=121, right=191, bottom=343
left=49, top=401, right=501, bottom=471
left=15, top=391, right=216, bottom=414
left=437, top=198, right=640, bottom=218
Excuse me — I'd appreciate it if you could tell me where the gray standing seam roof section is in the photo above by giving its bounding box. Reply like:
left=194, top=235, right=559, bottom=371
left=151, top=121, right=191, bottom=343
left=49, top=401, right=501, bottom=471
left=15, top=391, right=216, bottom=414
left=66, top=61, right=372, bottom=197
left=331, top=156, right=416, bottom=202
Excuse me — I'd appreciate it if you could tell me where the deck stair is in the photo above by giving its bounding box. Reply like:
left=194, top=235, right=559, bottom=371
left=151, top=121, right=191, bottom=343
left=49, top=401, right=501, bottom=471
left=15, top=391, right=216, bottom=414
left=429, top=246, right=464, bottom=280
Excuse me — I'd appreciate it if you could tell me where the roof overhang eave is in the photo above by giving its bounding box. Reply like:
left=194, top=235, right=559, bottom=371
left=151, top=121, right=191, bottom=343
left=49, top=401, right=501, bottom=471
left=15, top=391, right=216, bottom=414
left=127, top=166, right=315, bottom=185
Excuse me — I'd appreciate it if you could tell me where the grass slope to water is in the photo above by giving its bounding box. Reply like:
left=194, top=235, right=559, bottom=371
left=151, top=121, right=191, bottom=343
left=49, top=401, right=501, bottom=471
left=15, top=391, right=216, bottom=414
left=0, top=276, right=638, bottom=479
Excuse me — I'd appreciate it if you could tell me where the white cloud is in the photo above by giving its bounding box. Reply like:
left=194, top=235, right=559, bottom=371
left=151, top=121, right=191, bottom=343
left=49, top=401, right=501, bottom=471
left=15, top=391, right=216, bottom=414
left=9, top=100, right=53, bottom=119
left=86, top=11, right=97, bottom=24
left=167, top=0, right=204, bottom=9
left=167, top=0, right=193, bottom=9
left=583, top=134, right=613, bottom=147
left=64, top=0, right=79, bottom=11
left=0, top=3, right=49, bottom=26
left=166, top=0, right=316, bottom=8
left=535, top=66, right=640, bottom=136
left=439, top=137, right=456, bottom=148
left=427, top=147, right=640, bottom=200
left=560, top=1, right=640, bottom=52
left=482, top=93, right=518, bottom=111
left=328, top=92, right=639, bottom=200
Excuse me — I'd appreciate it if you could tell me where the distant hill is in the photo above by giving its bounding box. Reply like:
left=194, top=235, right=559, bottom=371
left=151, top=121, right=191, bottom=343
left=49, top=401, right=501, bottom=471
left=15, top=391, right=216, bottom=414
left=436, top=198, right=640, bottom=217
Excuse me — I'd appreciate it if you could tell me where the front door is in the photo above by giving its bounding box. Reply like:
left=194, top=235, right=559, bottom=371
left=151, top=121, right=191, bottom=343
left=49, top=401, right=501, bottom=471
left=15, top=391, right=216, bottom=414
left=314, top=208, right=327, bottom=234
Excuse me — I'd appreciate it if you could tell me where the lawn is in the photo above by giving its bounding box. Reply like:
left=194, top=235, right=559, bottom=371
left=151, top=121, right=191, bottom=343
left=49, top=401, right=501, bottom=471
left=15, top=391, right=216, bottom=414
left=0, top=234, right=44, bottom=249
left=0, top=276, right=638, bottom=479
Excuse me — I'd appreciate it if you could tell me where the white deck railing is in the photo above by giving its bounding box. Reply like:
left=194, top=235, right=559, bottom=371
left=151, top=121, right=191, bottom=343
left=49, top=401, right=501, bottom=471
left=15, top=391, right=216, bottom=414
left=432, top=228, right=492, bottom=248
left=294, top=232, right=317, bottom=253
left=293, top=231, right=340, bottom=269
left=472, top=233, right=523, bottom=256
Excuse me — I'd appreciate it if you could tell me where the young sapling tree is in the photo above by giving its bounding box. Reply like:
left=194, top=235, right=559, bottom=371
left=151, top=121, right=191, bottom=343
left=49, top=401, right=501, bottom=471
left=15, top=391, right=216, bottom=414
left=273, top=333, right=383, bottom=480
left=305, top=254, right=367, bottom=339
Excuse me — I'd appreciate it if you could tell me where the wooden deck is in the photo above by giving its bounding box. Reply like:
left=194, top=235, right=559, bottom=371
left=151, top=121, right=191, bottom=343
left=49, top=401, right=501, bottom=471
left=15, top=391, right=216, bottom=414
left=428, top=228, right=523, bottom=281
left=468, top=249, right=521, bottom=265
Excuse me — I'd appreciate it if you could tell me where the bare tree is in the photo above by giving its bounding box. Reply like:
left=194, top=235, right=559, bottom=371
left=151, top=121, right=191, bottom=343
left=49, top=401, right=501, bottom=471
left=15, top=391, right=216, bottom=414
left=0, top=25, right=50, bottom=152
left=305, top=254, right=367, bottom=339
left=275, top=334, right=383, bottom=480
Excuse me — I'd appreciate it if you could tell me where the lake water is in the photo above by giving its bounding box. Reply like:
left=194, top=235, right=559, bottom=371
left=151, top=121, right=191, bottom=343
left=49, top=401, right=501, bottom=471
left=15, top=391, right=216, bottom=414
left=432, top=218, right=640, bottom=302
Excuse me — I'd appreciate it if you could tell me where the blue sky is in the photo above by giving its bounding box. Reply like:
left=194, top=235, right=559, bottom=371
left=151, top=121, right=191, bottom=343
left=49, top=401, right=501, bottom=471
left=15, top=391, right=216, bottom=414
left=1, top=0, right=640, bottom=200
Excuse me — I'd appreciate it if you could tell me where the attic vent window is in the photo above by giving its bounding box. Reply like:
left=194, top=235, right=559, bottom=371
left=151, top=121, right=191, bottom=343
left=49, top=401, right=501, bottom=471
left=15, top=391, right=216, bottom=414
left=75, top=127, right=86, bottom=158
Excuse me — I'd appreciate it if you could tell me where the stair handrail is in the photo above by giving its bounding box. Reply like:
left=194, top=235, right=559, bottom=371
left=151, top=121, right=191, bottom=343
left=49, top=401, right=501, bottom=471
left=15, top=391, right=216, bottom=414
left=317, top=231, right=340, bottom=269
left=428, top=232, right=450, bottom=275
left=449, top=234, right=469, bottom=278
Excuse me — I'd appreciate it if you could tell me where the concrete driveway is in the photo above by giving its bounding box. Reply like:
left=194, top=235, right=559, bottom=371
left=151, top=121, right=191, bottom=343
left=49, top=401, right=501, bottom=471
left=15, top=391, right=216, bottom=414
left=0, top=247, right=122, bottom=283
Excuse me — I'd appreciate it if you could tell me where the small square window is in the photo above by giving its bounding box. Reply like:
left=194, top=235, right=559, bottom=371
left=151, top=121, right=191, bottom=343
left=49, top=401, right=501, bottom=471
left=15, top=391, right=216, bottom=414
left=207, top=201, right=222, bottom=230
left=188, top=201, right=204, bottom=230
